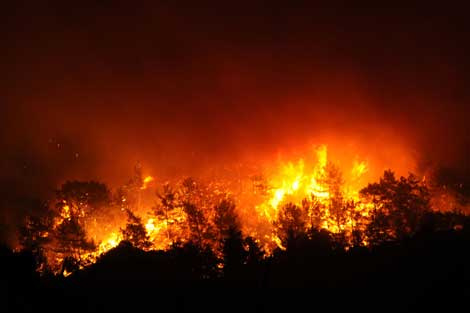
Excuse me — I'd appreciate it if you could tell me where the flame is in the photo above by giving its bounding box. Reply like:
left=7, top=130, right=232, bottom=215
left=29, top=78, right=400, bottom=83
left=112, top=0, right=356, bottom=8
left=263, top=146, right=330, bottom=215
left=23, top=143, right=431, bottom=275
left=145, top=218, right=155, bottom=233
left=63, top=269, right=72, bottom=277
left=140, top=176, right=154, bottom=190
left=98, top=232, right=122, bottom=255
left=351, top=160, right=368, bottom=179
left=260, top=145, right=357, bottom=217
left=61, top=203, right=71, bottom=220
left=251, top=145, right=375, bottom=249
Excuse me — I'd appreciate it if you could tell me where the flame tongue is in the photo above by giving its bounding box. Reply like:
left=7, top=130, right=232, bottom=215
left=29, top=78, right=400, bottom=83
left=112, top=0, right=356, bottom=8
left=260, top=145, right=368, bottom=217
left=141, top=176, right=154, bottom=190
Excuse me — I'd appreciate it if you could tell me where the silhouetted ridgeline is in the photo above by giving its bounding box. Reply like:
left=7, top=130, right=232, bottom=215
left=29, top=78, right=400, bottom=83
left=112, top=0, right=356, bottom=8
left=2, top=216, right=469, bottom=313
left=4, top=169, right=470, bottom=312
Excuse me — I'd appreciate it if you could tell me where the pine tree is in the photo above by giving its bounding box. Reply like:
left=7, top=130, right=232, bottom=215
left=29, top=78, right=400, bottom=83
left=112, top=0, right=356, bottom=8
left=120, top=209, right=151, bottom=250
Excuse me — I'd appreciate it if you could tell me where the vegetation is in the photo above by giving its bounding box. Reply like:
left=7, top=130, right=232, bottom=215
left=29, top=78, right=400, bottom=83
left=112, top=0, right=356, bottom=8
left=3, top=169, right=470, bottom=311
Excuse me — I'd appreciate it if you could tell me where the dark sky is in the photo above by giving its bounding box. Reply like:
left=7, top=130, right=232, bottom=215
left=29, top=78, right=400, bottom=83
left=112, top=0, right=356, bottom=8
left=2, top=2, right=470, bottom=240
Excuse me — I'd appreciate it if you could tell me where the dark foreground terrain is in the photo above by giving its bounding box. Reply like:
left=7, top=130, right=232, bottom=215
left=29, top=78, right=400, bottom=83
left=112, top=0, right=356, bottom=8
left=2, top=225, right=469, bottom=313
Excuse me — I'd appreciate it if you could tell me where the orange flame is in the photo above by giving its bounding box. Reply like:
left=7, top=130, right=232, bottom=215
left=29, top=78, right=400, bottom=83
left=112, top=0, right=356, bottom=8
left=27, top=143, right=427, bottom=275
left=140, top=176, right=154, bottom=190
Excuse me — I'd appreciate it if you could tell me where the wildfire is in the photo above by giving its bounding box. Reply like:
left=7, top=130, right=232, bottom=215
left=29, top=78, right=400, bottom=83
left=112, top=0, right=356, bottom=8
left=266, top=145, right=330, bottom=213
left=258, top=146, right=368, bottom=220
left=249, top=145, right=375, bottom=249
left=145, top=218, right=155, bottom=232
left=20, top=143, right=438, bottom=276
left=98, top=232, right=122, bottom=255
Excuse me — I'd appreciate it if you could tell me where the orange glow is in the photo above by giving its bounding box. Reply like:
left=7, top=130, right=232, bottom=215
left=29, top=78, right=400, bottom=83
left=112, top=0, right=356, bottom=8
left=63, top=269, right=72, bottom=278
left=24, top=143, right=431, bottom=275
left=98, top=232, right=122, bottom=255
left=61, top=203, right=71, bottom=220
left=145, top=218, right=155, bottom=233
left=140, top=176, right=154, bottom=190
left=249, top=145, right=375, bottom=250
left=351, top=160, right=368, bottom=179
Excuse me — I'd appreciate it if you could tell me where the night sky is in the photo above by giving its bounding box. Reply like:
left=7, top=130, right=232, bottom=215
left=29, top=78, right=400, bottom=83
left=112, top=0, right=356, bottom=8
left=2, top=2, right=470, bottom=242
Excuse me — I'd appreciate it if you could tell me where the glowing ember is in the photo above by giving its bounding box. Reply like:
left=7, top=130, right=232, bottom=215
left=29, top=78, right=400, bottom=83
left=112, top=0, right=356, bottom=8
left=61, top=203, right=71, bottom=220
left=63, top=269, right=72, bottom=278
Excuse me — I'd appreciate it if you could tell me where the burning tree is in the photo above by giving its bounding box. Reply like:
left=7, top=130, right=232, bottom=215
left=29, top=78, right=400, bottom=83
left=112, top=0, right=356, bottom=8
left=182, top=202, right=206, bottom=246
left=53, top=216, right=95, bottom=275
left=22, top=180, right=117, bottom=275
left=301, top=196, right=324, bottom=232
left=55, top=180, right=112, bottom=233
left=154, top=183, right=177, bottom=245
left=212, top=198, right=242, bottom=263
left=121, top=209, right=151, bottom=250
left=180, top=178, right=210, bottom=247
left=274, top=203, right=307, bottom=249
left=56, top=181, right=110, bottom=214
left=15, top=143, right=451, bottom=278
left=322, top=162, right=348, bottom=233
left=213, top=198, right=239, bottom=240
left=117, top=163, right=152, bottom=211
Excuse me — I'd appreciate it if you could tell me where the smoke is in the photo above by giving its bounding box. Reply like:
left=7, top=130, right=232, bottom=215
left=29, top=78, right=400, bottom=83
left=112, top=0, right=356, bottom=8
left=2, top=2, right=470, bottom=244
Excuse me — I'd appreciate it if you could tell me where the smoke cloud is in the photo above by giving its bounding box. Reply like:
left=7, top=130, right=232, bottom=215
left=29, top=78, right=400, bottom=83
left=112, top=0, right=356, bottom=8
left=2, top=2, right=470, bottom=243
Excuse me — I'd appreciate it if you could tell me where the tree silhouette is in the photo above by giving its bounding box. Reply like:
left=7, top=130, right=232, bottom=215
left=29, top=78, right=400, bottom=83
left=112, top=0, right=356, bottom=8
left=179, top=177, right=209, bottom=247
left=360, top=170, right=430, bottom=244
left=120, top=209, right=151, bottom=250
left=214, top=198, right=239, bottom=239
left=244, top=236, right=264, bottom=265
left=275, top=202, right=307, bottom=249
left=349, top=200, right=368, bottom=247
left=323, top=162, right=348, bottom=232
left=167, top=242, right=219, bottom=282
left=154, top=183, right=180, bottom=246
left=56, top=181, right=110, bottom=213
left=212, top=198, right=241, bottom=261
left=54, top=215, right=95, bottom=275
left=222, top=226, right=247, bottom=282
left=118, top=163, right=145, bottom=211
left=18, top=211, right=53, bottom=272
left=301, top=195, right=324, bottom=231
left=56, top=181, right=111, bottom=230
left=182, top=201, right=206, bottom=246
